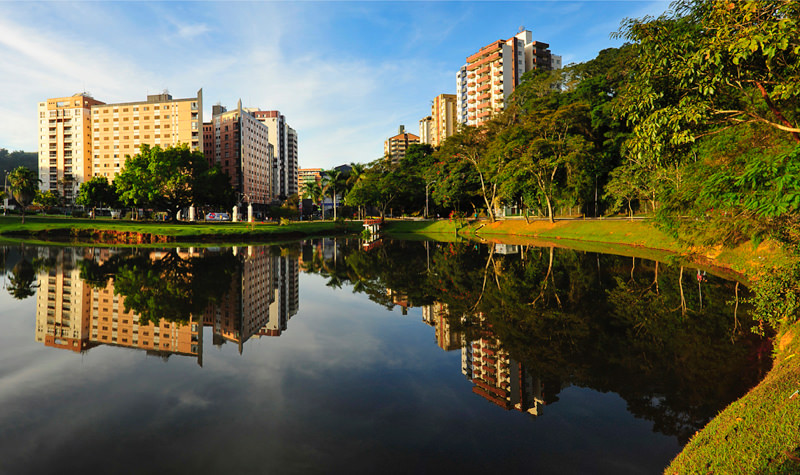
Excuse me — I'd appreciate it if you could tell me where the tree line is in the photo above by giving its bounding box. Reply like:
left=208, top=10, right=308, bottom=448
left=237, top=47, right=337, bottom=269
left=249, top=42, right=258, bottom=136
left=330, top=0, right=799, bottom=248
left=5, top=144, right=237, bottom=222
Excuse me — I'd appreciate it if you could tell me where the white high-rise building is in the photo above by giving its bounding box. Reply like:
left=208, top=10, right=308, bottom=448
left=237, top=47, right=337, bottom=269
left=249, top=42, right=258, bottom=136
left=252, top=110, right=297, bottom=200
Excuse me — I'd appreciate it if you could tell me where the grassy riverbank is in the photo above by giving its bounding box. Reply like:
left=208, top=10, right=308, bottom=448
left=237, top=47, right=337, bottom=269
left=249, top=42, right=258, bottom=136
left=387, top=218, right=800, bottom=474
left=0, top=215, right=362, bottom=245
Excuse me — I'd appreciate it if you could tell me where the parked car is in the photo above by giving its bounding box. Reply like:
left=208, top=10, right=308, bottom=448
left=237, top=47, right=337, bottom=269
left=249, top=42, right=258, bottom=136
left=205, top=212, right=231, bottom=221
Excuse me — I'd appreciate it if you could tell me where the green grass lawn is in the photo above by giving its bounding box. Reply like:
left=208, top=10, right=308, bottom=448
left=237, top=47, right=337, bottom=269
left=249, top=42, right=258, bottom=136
left=0, top=215, right=362, bottom=244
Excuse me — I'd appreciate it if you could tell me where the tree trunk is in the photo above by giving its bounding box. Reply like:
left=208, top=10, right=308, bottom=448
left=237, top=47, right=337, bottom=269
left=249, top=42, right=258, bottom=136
left=545, top=196, right=554, bottom=224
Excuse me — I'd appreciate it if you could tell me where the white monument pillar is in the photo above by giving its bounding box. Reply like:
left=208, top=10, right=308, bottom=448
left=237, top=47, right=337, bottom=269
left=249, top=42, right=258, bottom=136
left=232, top=206, right=239, bottom=222
left=248, top=203, right=254, bottom=223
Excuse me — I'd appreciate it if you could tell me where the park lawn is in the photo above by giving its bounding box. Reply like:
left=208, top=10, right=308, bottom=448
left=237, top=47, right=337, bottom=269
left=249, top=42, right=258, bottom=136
left=0, top=215, right=361, bottom=242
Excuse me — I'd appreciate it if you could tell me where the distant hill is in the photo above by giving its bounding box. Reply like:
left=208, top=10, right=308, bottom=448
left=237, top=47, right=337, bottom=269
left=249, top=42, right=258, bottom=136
left=0, top=149, right=37, bottom=179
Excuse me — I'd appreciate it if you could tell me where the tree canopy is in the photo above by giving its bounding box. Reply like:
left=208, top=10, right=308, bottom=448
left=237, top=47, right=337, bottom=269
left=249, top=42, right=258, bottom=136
left=114, top=144, right=233, bottom=220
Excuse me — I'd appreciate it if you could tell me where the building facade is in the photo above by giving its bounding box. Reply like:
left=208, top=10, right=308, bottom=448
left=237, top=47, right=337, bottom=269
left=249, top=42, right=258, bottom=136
left=419, top=116, right=433, bottom=145
left=456, top=30, right=555, bottom=126
left=204, top=101, right=273, bottom=211
left=298, top=168, right=323, bottom=196
left=383, top=125, right=420, bottom=164
left=251, top=110, right=298, bottom=200
left=431, top=93, right=457, bottom=146
left=37, top=94, right=105, bottom=201
left=89, top=91, right=203, bottom=180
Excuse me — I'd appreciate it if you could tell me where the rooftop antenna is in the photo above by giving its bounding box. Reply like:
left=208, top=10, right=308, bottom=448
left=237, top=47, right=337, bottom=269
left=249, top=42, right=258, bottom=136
left=519, top=25, right=525, bottom=33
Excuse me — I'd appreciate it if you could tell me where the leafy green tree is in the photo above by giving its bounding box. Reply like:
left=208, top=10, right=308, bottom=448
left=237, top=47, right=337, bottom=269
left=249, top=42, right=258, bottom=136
left=436, top=125, right=504, bottom=221
left=34, top=190, right=61, bottom=212
left=346, top=158, right=411, bottom=220
left=8, top=166, right=39, bottom=224
left=76, top=176, right=119, bottom=217
left=115, top=144, right=227, bottom=221
left=497, top=101, right=592, bottom=222
left=192, top=164, right=235, bottom=213
left=614, top=0, right=800, bottom=160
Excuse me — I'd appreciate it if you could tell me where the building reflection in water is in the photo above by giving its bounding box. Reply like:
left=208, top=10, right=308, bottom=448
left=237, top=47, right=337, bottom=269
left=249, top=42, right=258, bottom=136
left=34, top=247, right=299, bottom=364
left=422, top=301, right=545, bottom=416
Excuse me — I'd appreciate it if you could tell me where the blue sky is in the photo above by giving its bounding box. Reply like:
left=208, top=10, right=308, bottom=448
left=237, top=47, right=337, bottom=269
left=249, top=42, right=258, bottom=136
left=0, top=1, right=669, bottom=169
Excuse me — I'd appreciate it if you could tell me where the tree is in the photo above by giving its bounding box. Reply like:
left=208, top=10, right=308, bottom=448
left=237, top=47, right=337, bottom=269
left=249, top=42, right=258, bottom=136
left=497, top=101, right=592, bottom=222
left=438, top=125, right=504, bottom=222
left=322, top=168, right=345, bottom=220
left=115, top=144, right=224, bottom=221
left=303, top=181, right=324, bottom=219
left=614, top=0, right=800, bottom=160
left=347, top=163, right=366, bottom=219
left=346, top=158, right=411, bottom=221
left=192, top=164, right=235, bottom=213
left=76, top=176, right=119, bottom=217
left=34, top=190, right=61, bottom=212
left=8, top=166, right=39, bottom=224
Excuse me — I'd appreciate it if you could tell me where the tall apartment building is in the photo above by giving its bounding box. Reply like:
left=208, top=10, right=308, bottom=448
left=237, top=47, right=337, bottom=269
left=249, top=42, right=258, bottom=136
left=456, top=65, right=469, bottom=125
left=456, top=30, right=556, bottom=126
left=431, top=94, right=457, bottom=146
left=251, top=110, right=298, bottom=200
left=419, top=116, right=433, bottom=145
left=37, top=94, right=105, bottom=201
left=89, top=91, right=203, bottom=180
left=384, top=125, right=420, bottom=164
left=204, top=101, right=273, bottom=211
left=287, top=126, right=298, bottom=197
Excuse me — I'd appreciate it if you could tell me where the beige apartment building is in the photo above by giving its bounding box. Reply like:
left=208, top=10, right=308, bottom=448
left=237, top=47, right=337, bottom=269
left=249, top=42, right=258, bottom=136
left=90, top=90, right=203, bottom=180
left=384, top=125, right=420, bottom=164
left=37, top=94, right=105, bottom=201
left=431, top=94, right=457, bottom=146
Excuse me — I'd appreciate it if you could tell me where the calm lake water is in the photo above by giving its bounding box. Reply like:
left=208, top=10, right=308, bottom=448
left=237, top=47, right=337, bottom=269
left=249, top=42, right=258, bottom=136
left=0, top=239, right=770, bottom=474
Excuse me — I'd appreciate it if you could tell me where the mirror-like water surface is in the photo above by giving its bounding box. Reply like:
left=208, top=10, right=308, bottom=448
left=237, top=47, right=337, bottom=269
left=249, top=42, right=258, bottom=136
left=0, top=240, right=770, bottom=474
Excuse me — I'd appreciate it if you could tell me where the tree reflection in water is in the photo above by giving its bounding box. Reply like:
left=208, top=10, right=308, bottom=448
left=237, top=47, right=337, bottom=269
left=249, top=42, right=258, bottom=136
left=302, top=238, right=771, bottom=443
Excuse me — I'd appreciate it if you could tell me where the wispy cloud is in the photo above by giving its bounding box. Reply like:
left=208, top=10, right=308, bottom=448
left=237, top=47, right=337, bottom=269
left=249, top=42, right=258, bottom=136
left=0, top=1, right=673, bottom=168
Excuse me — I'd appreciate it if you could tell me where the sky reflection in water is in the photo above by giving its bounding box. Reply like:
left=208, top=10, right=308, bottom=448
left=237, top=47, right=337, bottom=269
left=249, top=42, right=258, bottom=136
left=0, top=240, right=768, bottom=474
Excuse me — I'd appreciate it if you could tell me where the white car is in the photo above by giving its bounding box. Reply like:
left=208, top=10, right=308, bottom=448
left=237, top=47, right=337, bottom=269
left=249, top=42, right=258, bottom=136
left=205, top=212, right=231, bottom=221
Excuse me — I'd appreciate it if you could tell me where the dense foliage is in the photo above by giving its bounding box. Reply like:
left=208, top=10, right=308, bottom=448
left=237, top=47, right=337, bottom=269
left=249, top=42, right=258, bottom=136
left=114, top=144, right=234, bottom=220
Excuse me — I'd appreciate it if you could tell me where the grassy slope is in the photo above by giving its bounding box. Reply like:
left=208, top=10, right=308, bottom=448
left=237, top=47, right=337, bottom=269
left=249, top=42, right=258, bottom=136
left=667, top=323, right=800, bottom=474
left=388, top=218, right=800, bottom=474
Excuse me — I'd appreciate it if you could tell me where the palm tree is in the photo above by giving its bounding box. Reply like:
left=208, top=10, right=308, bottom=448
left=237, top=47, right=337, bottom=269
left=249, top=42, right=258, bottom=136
left=347, top=163, right=366, bottom=219
left=302, top=181, right=324, bottom=219
left=8, top=166, right=40, bottom=224
left=322, top=168, right=344, bottom=220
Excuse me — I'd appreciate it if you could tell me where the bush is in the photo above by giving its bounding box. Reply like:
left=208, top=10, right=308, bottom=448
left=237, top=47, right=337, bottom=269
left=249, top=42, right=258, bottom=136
left=748, top=262, right=800, bottom=335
